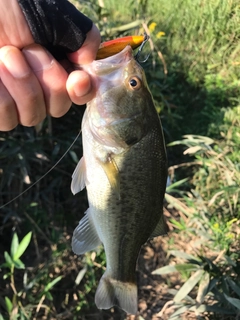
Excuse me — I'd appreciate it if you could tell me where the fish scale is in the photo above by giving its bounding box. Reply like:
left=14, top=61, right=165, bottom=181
left=71, top=45, right=168, bottom=314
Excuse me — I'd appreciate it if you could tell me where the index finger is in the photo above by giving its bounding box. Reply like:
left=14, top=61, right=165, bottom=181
left=67, top=24, right=101, bottom=64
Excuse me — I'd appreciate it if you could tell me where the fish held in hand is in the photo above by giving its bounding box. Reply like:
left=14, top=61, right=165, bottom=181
left=71, top=45, right=168, bottom=315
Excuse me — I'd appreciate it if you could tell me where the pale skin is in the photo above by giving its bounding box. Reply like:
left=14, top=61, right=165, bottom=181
left=0, top=0, right=101, bottom=131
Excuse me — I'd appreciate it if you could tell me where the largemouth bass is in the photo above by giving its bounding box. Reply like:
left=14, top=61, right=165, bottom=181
left=71, top=45, right=168, bottom=314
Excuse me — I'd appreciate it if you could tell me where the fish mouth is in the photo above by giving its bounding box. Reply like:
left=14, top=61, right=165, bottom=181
left=92, top=46, right=134, bottom=76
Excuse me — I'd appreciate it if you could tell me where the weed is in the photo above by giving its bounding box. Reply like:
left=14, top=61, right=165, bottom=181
left=153, top=251, right=240, bottom=319
left=1, top=232, right=61, bottom=319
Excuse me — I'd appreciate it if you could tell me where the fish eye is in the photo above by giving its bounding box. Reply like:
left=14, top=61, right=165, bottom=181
left=128, top=76, right=141, bottom=90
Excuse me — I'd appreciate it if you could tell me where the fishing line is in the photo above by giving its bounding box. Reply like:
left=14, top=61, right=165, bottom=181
left=0, top=129, right=82, bottom=209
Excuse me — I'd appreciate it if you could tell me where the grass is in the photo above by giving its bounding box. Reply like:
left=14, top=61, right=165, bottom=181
left=0, top=0, right=240, bottom=319
left=91, top=0, right=240, bottom=138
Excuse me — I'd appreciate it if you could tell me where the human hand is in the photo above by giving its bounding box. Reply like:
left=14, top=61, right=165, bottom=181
left=0, top=0, right=101, bottom=131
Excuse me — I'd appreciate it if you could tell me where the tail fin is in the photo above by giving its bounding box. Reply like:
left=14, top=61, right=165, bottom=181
left=95, top=272, right=138, bottom=314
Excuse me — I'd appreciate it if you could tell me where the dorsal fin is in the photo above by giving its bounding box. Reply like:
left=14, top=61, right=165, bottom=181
left=150, top=214, right=169, bottom=238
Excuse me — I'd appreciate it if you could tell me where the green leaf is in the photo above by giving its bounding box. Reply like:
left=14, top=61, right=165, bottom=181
left=5, top=296, right=13, bottom=313
left=227, top=278, right=240, bottom=298
left=175, top=263, right=199, bottom=273
left=153, top=263, right=198, bottom=275
left=212, top=286, right=228, bottom=303
left=208, top=278, right=218, bottom=292
left=3, top=273, right=10, bottom=280
left=196, top=272, right=210, bottom=304
left=152, top=265, right=177, bottom=275
left=170, top=219, right=186, bottom=230
left=224, top=294, right=240, bottom=310
left=222, top=277, right=230, bottom=296
left=13, top=259, right=25, bottom=269
left=174, top=269, right=204, bottom=303
left=168, top=288, right=195, bottom=304
left=13, top=232, right=32, bottom=261
left=168, top=288, right=178, bottom=296
left=4, top=251, right=13, bottom=266
left=169, top=250, right=201, bottom=262
left=195, top=303, right=236, bottom=314
left=166, top=178, right=189, bottom=193
left=10, top=233, right=19, bottom=258
left=44, top=276, right=62, bottom=292
left=225, top=255, right=237, bottom=267
left=0, top=262, right=9, bottom=268
left=0, top=314, right=4, bottom=320
left=45, top=291, right=53, bottom=301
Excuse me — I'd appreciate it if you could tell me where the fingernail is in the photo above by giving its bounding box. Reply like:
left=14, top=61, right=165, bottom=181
left=0, top=47, right=31, bottom=78
left=23, top=45, right=53, bottom=72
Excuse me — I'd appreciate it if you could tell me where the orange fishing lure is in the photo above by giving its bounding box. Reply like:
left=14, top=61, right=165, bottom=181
left=96, top=35, right=145, bottom=59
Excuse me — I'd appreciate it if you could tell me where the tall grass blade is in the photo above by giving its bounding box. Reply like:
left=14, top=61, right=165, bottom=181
left=44, top=276, right=62, bottom=292
left=10, top=233, right=19, bottom=258
left=153, top=263, right=198, bottom=275
left=174, top=269, right=204, bottom=303
left=169, top=250, right=201, bottom=262
left=224, top=294, right=240, bottom=310
left=196, top=272, right=210, bottom=304
left=227, top=278, right=240, bottom=298
left=169, top=305, right=191, bottom=319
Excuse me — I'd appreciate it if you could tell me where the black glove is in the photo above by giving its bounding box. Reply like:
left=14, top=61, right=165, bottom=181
left=18, top=0, right=93, bottom=60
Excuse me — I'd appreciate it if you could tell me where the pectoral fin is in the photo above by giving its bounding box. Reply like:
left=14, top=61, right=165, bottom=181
left=71, top=156, right=86, bottom=195
left=150, top=214, right=169, bottom=239
left=99, top=156, right=120, bottom=198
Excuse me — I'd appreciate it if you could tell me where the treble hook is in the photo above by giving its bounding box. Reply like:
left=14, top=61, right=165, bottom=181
left=135, top=33, right=150, bottom=63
